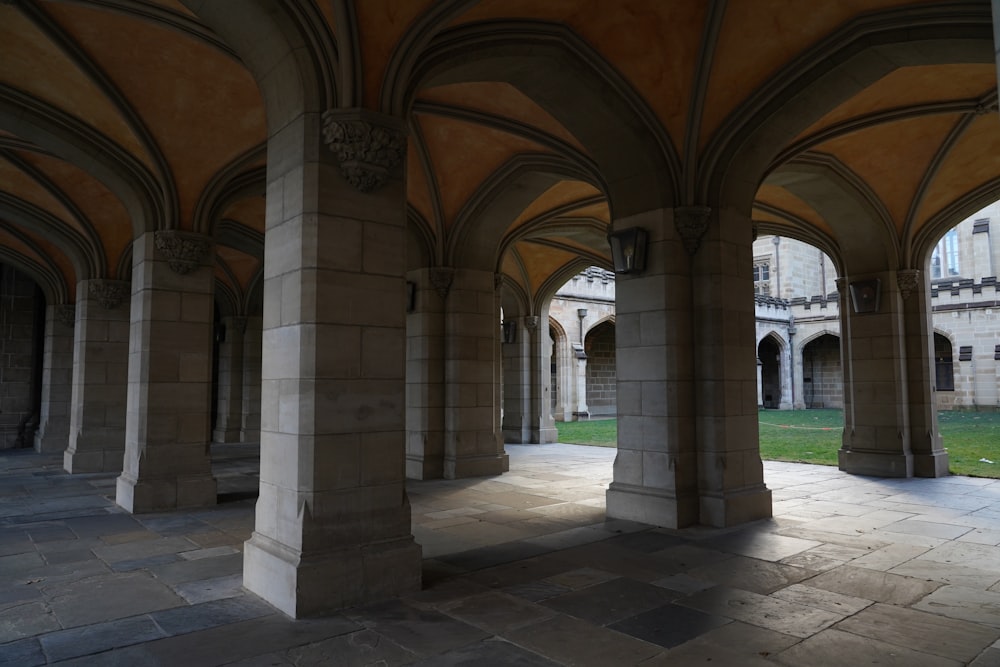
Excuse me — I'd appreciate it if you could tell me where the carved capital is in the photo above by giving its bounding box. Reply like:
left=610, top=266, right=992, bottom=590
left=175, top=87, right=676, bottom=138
left=897, top=269, right=920, bottom=300
left=321, top=110, right=406, bottom=193
left=835, top=277, right=848, bottom=294
left=154, top=231, right=210, bottom=274
left=429, top=267, right=455, bottom=300
left=524, top=316, right=540, bottom=331
left=674, top=206, right=711, bottom=255
left=88, top=280, right=130, bottom=310
left=56, top=304, right=76, bottom=328
left=494, top=273, right=504, bottom=290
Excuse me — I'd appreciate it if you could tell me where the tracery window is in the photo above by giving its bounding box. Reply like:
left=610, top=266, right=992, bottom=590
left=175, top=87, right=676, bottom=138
left=930, top=229, right=959, bottom=279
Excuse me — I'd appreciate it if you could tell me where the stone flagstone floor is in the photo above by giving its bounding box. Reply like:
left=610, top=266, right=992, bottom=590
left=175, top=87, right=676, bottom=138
left=2, top=443, right=1000, bottom=665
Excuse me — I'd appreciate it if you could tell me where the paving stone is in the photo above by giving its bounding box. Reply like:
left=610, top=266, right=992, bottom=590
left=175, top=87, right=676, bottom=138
left=173, top=573, right=244, bottom=604
left=609, top=602, right=731, bottom=648
left=0, top=601, right=61, bottom=644
left=889, top=559, right=1000, bottom=589
left=850, top=542, right=929, bottom=571
left=64, top=514, right=144, bottom=539
left=680, top=586, right=843, bottom=638
left=543, top=567, right=618, bottom=591
left=601, top=530, right=686, bottom=553
left=439, top=591, right=556, bottom=633
left=92, top=536, right=196, bottom=564
left=48, top=571, right=186, bottom=628
left=151, top=596, right=275, bottom=636
left=501, top=580, right=572, bottom=602
left=769, top=582, right=871, bottom=615
left=409, top=637, right=561, bottom=666
left=970, top=647, right=1000, bottom=666
left=40, top=614, right=166, bottom=662
left=836, top=603, right=1000, bottom=662
left=347, top=600, right=489, bottom=657
left=226, top=628, right=419, bottom=666
left=688, top=555, right=814, bottom=594
left=913, top=585, right=1000, bottom=628
left=503, top=613, right=662, bottom=666
left=647, top=620, right=799, bottom=663
left=916, top=541, right=1000, bottom=573
left=701, top=530, right=822, bottom=562
left=773, top=628, right=963, bottom=666
left=804, top=565, right=942, bottom=606
left=110, top=553, right=181, bottom=572
left=149, top=552, right=243, bottom=585
left=0, top=637, right=45, bottom=667
left=541, top=576, right=677, bottom=625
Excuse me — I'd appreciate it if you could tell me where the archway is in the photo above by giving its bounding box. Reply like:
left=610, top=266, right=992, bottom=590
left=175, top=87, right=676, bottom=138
left=802, top=334, right=843, bottom=409
left=585, top=320, right=616, bottom=417
left=758, top=335, right=782, bottom=409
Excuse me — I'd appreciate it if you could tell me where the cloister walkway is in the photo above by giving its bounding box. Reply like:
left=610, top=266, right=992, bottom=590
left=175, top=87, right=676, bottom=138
left=1, top=443, right=999, bottom=665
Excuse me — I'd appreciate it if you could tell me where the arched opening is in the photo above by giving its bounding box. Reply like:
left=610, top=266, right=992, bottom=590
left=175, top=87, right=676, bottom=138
left=757, top=335, right=782, bottom=409
left=802, top=334, right=843, bottom=409
left=934, top=332, right=955, bottom=394
left=585, top=320, right=616, bottom=418
left=0, top=264, right=45, bottom=450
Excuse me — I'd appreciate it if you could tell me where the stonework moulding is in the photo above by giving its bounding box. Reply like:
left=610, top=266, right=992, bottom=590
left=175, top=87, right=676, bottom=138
left=674, top=206, right=712, bottom=255
left=154, top=231, right=210, bottom=274
left=231, top=316, right=248, bottom=334
left=429, top=267, right=454, bottom=300
left=494, top=273, right=504, bottom=290
left=835, top=277, right=848, bottom=293
left=88, top=280, right=130, bottom=310
left=56, top=304, right=76, bottom=327
left=524, top=316, right=540, bottom=330
left=897, top=269, right=920, bottom=300
left=321, top=109, right=406, bottom=193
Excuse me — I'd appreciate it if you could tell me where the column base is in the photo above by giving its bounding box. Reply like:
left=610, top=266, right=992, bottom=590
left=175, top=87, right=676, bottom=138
left=699, top=485, right=772, bottom=528
left=502, top=427, right=531, bottom=444
left=838, top=449, right=913, bottom=477
left=35, top=427, right=69, bottom=455
left=406, top=454, right=443, bottom=480
left=533, top=426, right=559, bottom=444
left=243, top=531, right=422, bottom=618
left=606, top=483, right=699, bottom=529
left=212, top=427, right=244, bottom=444
left=64, top=445, right=124, bottom=473
left=116, top=472, right=217, bottom=513
left=913, top=451, right=950, bottom=478
left=444, top=453, right=509, bottom=479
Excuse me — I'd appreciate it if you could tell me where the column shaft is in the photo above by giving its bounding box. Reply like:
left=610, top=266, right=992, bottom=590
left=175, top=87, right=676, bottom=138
left=213, top=315, right=246, bottom=443
left=241, top=315, right=262, bottom=442
left=406, top=269, right=445, bottom=478
left=35, top=305, right=74, bottom=454
left=64, top=280, right=129, bottom=472
left=116, top=232, right=217, bottom=511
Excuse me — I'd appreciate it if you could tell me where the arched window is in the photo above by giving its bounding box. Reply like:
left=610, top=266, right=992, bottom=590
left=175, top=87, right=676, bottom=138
left=930, top=229, right=959, bottom=279
left=934, top=333, right=954, bottom=391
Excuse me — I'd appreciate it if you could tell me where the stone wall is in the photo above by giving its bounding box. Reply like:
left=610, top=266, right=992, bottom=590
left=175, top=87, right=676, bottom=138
left=801, top=334, right=843, bottom=408
left=0, top=265, right=42, bottom=449
left=585, top=321, right=616, bottom=415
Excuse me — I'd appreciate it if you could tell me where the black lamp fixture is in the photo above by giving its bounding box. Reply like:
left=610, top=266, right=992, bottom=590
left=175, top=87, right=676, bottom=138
left=849, top=279, right=881, bottom=314
left=608, top=227, right=648, bottom=274
left=501, top=320, right=517, bottom=344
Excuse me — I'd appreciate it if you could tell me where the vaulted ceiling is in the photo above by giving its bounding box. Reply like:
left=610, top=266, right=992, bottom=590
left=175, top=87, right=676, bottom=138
left=0, top=0, right=996, bottom=310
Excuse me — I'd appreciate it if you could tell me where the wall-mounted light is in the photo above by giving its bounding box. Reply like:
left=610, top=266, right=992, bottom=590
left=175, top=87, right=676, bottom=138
left=501, top=320, right=517, bottom=344
left=849, top=279, right=880, bottom=314
left=608, top=227, right=648, bottom=274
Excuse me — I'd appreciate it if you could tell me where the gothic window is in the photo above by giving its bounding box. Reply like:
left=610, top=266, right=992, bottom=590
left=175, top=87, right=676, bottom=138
left=930, top=229, right=959, bottom=279
left=753, top=261, right=770, bottom=295
left=934, top=333, right=954, bottom=391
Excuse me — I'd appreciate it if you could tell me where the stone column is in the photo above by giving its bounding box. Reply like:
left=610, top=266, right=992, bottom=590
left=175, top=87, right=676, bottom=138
left=213, top=315, right=246, bottom=443
left=501, top=314, right=531, bottom=444
left=35, top=305, right=75, bottom=454
left=690, top=206, right=771, bottom=527
left=241, top=314, right=262, bottom=442
left=838, top=270, right=919, bottom=477
left=64, top=279, right=130, bottom=472
left=756, top=357, right=764, bottom=408
left=406, top=268, right=446, bottom=477
left=242, top=109, right=420, bottom=617
left=442, top=268, right=509, bottom=477
left=530, top=313, right=558, bottom=443
left=116, top=231, right=217, bottom=512
left=574, top=351, right=590, bottom=417
left=606, top=208, right=700, bottom=529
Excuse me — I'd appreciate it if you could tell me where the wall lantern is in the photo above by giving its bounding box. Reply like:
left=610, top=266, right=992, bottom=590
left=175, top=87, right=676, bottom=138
left=501, top=320, right=517, bottom=344
left=608, top=227, right=648, bottom=274
left=849, top=279, right=881, bottom=314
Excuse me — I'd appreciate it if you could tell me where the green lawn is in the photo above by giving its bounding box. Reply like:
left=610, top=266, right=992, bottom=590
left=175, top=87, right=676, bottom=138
left=555, top=410, right=1000, bottom=478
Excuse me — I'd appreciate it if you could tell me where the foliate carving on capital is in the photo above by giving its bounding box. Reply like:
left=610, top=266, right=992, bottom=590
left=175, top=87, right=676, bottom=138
left=321, top=111, right=406, bottom=193
left=897, top=269, right=920, bottom=300
left=494, top=273, right=504, bottom=290
left=674, top=206, right=712, bottom=255
left=429, top=267, right=455, bottom=300
left=835, top=277, right=848, bottom=294
left=524, top=316, right=540, bottom=331
left=88, top=280, right=130, bottom=310
left=56, top=304, right=76, bottom=328
left=154, top=231, right=210, bottom=274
